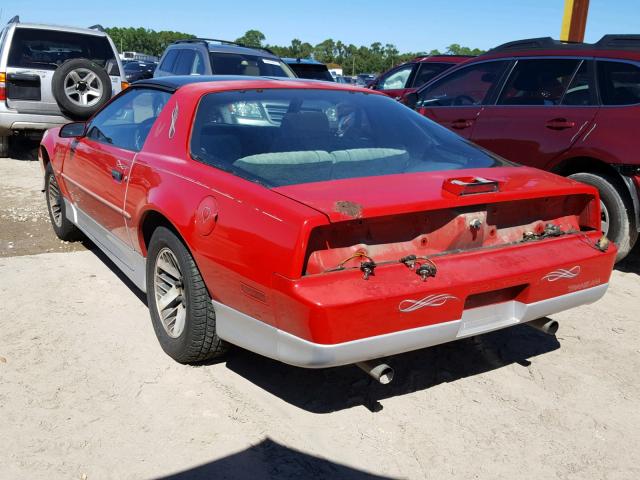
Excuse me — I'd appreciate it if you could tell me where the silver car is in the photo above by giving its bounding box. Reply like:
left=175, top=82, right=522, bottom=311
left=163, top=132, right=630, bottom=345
left=0, top=17, right=125, bottom=157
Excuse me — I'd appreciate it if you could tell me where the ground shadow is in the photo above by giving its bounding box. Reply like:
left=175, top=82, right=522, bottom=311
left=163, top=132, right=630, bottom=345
left=157, top=438, right=395, bottom=480
left=8, top=137, right=40, bottom=161
left=615, top=241, right=640, bottom=274
left=84, top=239, right=148, bottom=306
left=223, top=324, right=560, bottom=414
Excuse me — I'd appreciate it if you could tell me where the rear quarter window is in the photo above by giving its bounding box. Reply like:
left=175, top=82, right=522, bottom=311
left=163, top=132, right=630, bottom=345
left=597, top=60, right=640, bottom=106
left=8, top=28, right=116, bottom=70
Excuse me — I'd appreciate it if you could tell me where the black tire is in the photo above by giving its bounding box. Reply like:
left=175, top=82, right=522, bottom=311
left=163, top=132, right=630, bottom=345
left=569, top=172, right=638, bottom=261
left=146, top=226, right=228, bottom=363
left=44, top=163, right=81, bottom=241
left=52, top=58, right=112, bottom=120
left=0, top=136, right=8, bottom=158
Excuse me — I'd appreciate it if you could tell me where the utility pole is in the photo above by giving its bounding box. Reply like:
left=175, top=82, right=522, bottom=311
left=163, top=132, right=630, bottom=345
left=561, top=0, right=590, bottom=42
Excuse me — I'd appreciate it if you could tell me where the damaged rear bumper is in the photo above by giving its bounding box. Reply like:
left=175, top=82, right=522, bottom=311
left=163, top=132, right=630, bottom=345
left=214, top=283, right=608, bottom=368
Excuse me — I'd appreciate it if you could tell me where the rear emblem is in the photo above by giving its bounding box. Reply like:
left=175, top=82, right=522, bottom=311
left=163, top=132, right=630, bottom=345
left=542, top=266, right=581, bottom=282
left=399, top=294, right=458, bottom=313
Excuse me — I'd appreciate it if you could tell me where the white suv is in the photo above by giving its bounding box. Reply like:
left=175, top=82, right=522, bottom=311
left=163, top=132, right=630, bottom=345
left=0, top=16, right=126, bottom=157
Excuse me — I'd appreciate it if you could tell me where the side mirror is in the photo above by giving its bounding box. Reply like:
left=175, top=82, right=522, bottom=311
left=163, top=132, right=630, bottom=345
left=59, top=122, right=86, bottom=138
left=404, top=92, right=419, bottom=109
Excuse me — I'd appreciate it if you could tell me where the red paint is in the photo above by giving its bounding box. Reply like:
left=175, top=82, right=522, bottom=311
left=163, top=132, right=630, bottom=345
left=41, top=79, right=616, bottom=346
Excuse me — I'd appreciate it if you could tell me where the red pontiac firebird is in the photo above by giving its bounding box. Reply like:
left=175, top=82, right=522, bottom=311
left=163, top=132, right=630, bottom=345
left=39, top=76, right=616, bottom=372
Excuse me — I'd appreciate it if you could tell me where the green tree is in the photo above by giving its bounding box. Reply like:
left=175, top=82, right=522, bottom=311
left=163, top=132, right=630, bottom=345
left=235, top=30, right=266, bottom=48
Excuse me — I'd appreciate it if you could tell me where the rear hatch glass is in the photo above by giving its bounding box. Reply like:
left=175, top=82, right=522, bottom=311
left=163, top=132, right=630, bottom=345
left=287, top=63, right=334, bottom=82
left=209, top=52, right=295, bottom=78
left=8, top=28, right=118, bottom=72
left=190, top=88, right=508, bottom=187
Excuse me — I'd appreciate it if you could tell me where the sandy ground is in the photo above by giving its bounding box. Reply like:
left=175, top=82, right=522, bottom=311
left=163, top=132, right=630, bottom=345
left=1, top=157, right=640, bottom=479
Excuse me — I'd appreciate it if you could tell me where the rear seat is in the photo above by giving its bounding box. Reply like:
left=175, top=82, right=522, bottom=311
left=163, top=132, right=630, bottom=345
left=233, top=148, right=409, bottom=185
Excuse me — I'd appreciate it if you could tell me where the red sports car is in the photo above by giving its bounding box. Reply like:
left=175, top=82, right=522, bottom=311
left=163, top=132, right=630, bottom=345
left=40, top=76, right=615, bottom=379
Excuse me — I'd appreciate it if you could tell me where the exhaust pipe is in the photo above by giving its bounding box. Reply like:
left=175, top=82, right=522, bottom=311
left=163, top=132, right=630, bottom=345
left=527, top=318, right=559, bottom=335
left=356, top=361, right=394, bottom=384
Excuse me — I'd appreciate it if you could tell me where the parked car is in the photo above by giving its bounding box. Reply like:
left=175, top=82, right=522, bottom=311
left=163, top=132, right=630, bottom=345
left=408, top=35, right=640, bottom=260
left=39, top=76, right=615, bottom=373
left=282, top=58, right=334, bottom=81
left=0, top=16, right=126, bottom=157
left=335, top=75, right=354, bottom=84
left=154, top=38, right=296, bottom=79
left=123, top=61, right=156, bottom=83
left=369, top=55, right=473, bottom=103
left=355, top=73, right=376, bottom=86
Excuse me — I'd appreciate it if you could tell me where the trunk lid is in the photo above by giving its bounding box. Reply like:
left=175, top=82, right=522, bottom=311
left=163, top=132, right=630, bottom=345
left=274, top=166, right=595, bottom=222
left=273, top=167, right=601, bottom=276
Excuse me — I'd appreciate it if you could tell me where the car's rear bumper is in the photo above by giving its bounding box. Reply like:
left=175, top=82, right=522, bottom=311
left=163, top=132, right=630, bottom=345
left=0, top=106, right=68, bottom=135
left=214, top=283, right=608, bottom=368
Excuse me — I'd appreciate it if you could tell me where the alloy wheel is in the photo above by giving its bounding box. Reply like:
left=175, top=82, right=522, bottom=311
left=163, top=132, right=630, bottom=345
left=47, top=173, right=63, bottom=227
left=63, top=68, right=104, bottom=107
left=153, top=248, right=187, bottom=338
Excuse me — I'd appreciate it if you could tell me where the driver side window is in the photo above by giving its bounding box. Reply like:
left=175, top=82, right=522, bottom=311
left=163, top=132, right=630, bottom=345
left=86, top=88, right=171, bottom=151
left=418, top=61, right=508, bottom=107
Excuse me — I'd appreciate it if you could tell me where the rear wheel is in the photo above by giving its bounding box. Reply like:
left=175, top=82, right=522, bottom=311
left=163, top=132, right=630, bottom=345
left=146, top=226, right=228, bottom=363
left=569, top=172, right=638, bottom=261
left=45, top=163, right=80, bottom=241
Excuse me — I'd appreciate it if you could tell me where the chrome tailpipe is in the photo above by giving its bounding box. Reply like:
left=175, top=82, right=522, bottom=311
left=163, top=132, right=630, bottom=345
left=356, top=361, right=395, bottom=384
left=526, top=318, right=559, bottom=335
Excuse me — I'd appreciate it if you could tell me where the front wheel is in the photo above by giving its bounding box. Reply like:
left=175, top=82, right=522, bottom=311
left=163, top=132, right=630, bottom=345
left=569, top=172, right=638, bottom=261
left=146, top=227, right=228, bottom=363
left=45, top=163, right=81, bottom=241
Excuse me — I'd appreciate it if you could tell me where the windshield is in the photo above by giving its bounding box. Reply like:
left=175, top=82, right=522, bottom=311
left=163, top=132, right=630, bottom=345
left=190, top=89, right=508, bottom=187
left=8, top=28, right=117, bottom=71
left=209, top=52, right=295, bottom=78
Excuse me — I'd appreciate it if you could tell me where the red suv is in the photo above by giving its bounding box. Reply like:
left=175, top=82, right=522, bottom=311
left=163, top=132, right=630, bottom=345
left=409, top=36, right=640, bottom=260
left=369, top=55, right=473, bottom=103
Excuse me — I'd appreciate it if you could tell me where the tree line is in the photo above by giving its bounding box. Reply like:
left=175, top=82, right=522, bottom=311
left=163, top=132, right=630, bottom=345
left=105, top=27, right=485, bottom=74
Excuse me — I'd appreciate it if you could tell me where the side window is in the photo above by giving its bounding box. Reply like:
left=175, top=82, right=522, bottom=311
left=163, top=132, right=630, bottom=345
left=419, top=61, right=508, bottom=107
left=377, top=65, right=414, bottom=90
left=86, top=89, right=172, bottom=151
left=192, top=50, right=206, bottom=75
left=597, top=60, right=640, bottom=106
left=411, top=62, right=452, bottom=88
left=159, top=49, right=179, bottom=72
left=174, top=50, right=196, bottom=75
left=562, top=61, right=595, bottom=106
left=498, top=59, right=579, bottom=106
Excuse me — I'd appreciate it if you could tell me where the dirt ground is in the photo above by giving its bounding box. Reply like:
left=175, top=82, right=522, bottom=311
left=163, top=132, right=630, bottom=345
left=1, top=157, right=639, bottom=479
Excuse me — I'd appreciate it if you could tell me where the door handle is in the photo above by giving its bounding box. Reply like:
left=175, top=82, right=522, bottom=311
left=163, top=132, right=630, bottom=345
left=451, top=119, right=474, bottom=129
left=545, top=118, right=576, bottom=130
left=111, top=169, right=124, bottom=182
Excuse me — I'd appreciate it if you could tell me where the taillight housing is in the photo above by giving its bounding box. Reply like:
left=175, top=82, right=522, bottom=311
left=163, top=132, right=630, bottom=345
left=0, top=72, right=6, bottom=101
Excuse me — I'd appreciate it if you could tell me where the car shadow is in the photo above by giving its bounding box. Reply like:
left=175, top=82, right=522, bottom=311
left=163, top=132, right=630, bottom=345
left=81, top=237, right=560, bottom=413
left=8, top=137, right=40, bottom=161
left=222, top=324, right=560, bottom=414
left=84, top=239, right=148, bottom=306
left=157, top=438, right=395, bottom=479
left=615, top=241, right=640, bottom=275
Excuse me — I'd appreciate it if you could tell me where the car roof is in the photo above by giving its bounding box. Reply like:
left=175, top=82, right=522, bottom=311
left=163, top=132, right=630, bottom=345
left=169, top=39, right=280, bottom=58
left=412, top=55, right=475, bottom=63
left=11, top=22, right=108, bottom=37
left=132, top=75, right=377, bottom=94
left=480, top=35, right=640, bottom=59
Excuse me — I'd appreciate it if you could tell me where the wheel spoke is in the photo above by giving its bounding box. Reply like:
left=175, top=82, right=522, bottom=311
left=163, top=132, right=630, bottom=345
left=157, top=285, right=180, bottom=311
left=153, top=248, right=186, bottom=338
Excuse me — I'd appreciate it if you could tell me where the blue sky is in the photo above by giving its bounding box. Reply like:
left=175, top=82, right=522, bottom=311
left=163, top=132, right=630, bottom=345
left=1, top=0, right=638, bottom=53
